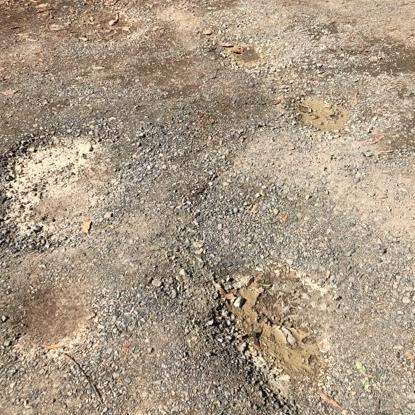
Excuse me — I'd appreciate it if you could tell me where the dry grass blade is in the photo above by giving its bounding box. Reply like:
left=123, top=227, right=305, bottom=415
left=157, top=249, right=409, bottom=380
left=64, top=353, right=103, bottom=404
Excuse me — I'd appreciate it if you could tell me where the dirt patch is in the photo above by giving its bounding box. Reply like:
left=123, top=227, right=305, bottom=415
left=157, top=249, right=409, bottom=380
left=157, top=5, right=200, bottom=50
left=307, top=21, right=338, bottom=41
left=17, top=284, right=89, bottom=350
left=0, top=1, right=135, bottom=42
left=123, top=55, right=207, bottom=97
left=232, top=130, right=415, bottom=240
left=66, top=9, right=135, bottom=42
left=87, top=49, right=214, bottom=98
left=339, top=41, right=415, bottom=77
left=377, top=115, right=415, bottom=153
left=216, top=263, right=330, bottom=392
left=226, top=44, right=263, bottom=68
left=328, top=159, right=415, bottom=239
left=0, top=2, right=46, bottom=35
left=299, top=97, right=350, bottom=131
left=310, top=0, right=415, bottom=44
left=4, top=137, right=115, bottom=242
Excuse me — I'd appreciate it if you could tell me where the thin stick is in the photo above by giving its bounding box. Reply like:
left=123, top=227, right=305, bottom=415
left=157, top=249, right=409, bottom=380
left=63, top=352, right=104, bottom=404
left=319, top=392, right=344, bottom=412
left=374, top=399, right=381, bottom=415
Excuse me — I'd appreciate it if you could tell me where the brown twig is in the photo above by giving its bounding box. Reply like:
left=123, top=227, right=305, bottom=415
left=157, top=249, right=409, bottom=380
left=63, top=352, right=104, bottom=404
left=319, top=392, right=344, bottom=412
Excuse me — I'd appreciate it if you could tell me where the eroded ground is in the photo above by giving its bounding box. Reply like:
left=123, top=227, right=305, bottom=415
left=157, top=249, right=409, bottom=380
left=0, top=1, right=414, bottom=414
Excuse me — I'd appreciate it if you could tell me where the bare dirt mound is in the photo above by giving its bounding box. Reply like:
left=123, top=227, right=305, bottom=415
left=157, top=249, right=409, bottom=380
left=215, top=263, right=331, bottom=396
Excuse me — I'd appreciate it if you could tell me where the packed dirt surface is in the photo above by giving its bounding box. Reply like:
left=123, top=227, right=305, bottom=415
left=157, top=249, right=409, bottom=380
left=0, top=1, right=414, bottom=414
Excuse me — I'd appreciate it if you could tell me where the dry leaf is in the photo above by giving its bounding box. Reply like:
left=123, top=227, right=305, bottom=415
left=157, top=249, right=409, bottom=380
left=279, top=212, right=289, bottom=223
left=213, top=282, right=226, bottom=297
left=82, top=220, right=92, bottom=234
left=319, top=392, right=343, bottom=411
left=224, top=292, right=237, bottom=301
left=213, top=281, right=237, bottom=301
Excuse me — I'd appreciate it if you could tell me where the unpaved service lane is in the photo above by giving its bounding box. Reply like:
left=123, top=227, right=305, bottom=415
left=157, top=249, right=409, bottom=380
left=1, top=1, right=415, bottom=414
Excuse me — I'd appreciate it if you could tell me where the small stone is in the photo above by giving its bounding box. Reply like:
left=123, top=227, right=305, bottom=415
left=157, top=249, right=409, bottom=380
left=104, top=212, right=113, bottom=219
left=202, top=28, right=213, bottom=35
left=151, top=278, right=162, bottom=288
left=233, top=296, right=246, bottom=308
left=281, top=326, right=297, bottom=347
left=82, top=220, right=92, bottom=234
left=238, top=342, right=248, bottom=353
left=1, top=315, right=8, bottom=323
left=402, top=297, right=411, bottom=304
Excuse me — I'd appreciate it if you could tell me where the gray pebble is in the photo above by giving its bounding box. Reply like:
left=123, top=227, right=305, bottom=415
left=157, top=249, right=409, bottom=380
left=233, top=296, right=246, bottom=308
left=151, top=278, right=162, bottom=288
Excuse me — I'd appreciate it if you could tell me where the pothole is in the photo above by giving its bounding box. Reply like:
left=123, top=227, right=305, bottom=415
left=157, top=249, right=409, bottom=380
left=215, top=263, right=331, bottom=393
left=3, top=136, right=115, bottom=246
left=298, top=97, right=350, bottom=131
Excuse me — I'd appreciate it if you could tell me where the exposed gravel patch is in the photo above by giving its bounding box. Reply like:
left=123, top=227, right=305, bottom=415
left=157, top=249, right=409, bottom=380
left=1, top=1, right=414, bottom=414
